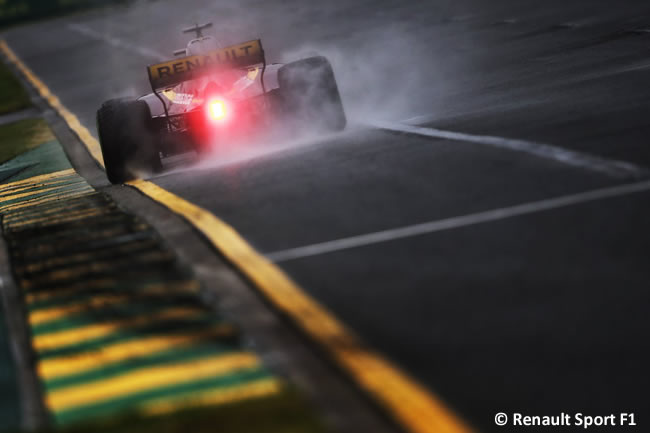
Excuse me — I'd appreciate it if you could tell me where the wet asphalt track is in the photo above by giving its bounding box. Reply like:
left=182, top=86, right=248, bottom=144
left=3, top=0, right=650, bottom=430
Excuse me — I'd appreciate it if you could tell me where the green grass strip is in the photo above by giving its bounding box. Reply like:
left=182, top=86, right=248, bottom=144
left=0, top=60, right=30, bottom=115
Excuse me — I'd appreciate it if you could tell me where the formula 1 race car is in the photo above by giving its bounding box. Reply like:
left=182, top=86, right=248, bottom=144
left=96, top=23, right=346, bottom=184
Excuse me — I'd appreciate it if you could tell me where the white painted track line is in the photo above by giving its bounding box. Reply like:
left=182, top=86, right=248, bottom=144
left=368, top=120, right=649, bottom=180
left=67, top=23, right=167, bottom=61
left=266, top=179, right=650, bottom=262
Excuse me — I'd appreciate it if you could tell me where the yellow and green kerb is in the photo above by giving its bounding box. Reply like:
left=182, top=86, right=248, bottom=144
left=0, top=127, right=320, bottom=431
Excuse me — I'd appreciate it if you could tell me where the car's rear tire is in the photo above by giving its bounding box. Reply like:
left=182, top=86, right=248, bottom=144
left=96, top=98, right=161, bottom=184
left=278, top=56, right=347, bottom=133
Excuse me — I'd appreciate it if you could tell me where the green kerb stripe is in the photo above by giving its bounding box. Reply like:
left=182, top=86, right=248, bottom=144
left=0, top=183, right=92, bottom=208
left=0, top=176, right=85, bottom=196
left=27, top=290, right=199, bottom=312
left=36, top=319, right=237, bottom=360
left=45, top=344, right=238, bottom=391
left=30, top=302, right=212, bottom=335
left=53, top=368, right=273, bottom=425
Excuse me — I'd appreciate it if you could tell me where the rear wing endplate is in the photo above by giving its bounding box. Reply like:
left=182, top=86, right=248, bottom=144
left=147, top=39, right=265, bottom=90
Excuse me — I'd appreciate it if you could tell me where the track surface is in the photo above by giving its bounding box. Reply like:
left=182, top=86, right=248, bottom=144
left=4, top=0, right=650, bottom=430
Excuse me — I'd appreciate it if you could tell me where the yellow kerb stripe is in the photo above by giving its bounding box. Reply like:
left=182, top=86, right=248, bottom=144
left=32, top=307, right=205, bottom=352
left=0, top=182, right=93, bottom=210
left=2, top=38, right=473, bottom=433
left=39, top=326, right=234, bottom=380
left=142, top=377, right=282, bottom=416
left=29, top=295, right=132, bottom=326
left=0, top=190, right=95, bottom=213
left=0, top=169, right=75, bottom=192
left=46, top=352, right=260, bottom=412
left=0, top=184, right=78, bottom=204
left=0, top=176, right=83, bottom=197
left=25, top=279, right=200, bottom=306
left=9, top=207, right=106, bottom=228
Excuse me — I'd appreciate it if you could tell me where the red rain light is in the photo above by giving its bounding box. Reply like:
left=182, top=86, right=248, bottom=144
left=207, top=98, right=227, bottom=121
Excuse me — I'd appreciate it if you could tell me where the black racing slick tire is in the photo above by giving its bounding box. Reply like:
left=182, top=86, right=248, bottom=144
left=278, top=56, right=347, bottom=132
left=96, top=99, right=161, bottom=184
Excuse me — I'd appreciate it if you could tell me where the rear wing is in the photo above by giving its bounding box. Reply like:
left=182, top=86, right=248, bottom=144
left=147, top=39, right=265, bottom=90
